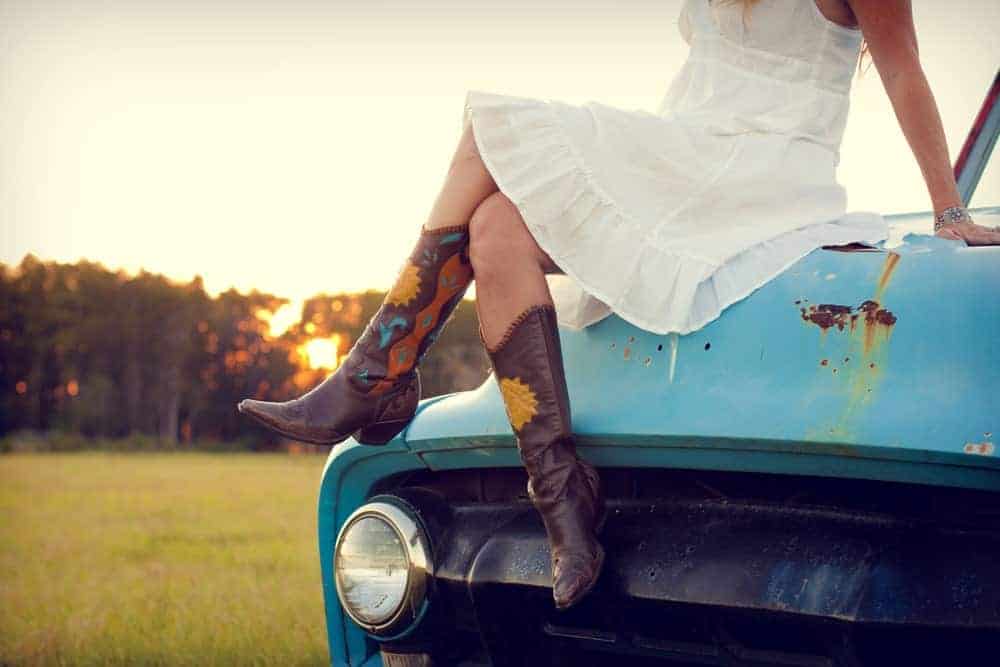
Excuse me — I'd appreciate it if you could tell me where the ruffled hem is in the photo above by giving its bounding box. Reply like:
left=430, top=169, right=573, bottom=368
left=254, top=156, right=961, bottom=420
left=550, top=212, right=889, bottom=334
left=462, top=89, right=888, bottom=336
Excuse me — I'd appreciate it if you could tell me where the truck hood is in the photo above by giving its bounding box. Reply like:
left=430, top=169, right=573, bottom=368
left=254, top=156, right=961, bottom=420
left=403, top=209, right=1000, bottom=491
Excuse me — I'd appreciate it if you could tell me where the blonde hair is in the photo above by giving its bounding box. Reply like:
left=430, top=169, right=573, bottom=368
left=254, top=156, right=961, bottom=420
left=724, top=0, right=871, bottom=73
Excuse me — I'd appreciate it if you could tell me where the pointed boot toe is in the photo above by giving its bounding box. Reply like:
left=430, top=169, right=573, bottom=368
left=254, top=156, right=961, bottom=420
left=238, top=398, right=272, bottom=417
left=237, top=223, right=472, bottom=447
left=237, top=369, right=421, bottom=446
left=237, top=397, right=317, bottom=442
left=553, top=544, right=605, bottom=610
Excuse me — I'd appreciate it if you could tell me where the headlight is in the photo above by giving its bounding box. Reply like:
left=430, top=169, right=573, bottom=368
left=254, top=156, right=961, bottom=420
left=334, top=499, right=431, bottom=635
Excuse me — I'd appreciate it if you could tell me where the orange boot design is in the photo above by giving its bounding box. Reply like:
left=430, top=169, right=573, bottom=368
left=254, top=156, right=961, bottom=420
left=239, top=224, right=473, bottom=445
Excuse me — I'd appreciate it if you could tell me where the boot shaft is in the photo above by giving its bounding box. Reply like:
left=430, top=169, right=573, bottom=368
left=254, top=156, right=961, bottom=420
left=483, top=304, right=581, bottom=503
left=348, top=224, right=473, bottom=395
left=483, top=302, right=605, bottom=609
left=483, top=303, right=573, bottom=449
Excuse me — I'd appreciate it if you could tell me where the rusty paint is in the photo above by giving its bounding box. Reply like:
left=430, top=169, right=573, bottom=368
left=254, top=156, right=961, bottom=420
left=802, top=255, right=902, bottom=442
left=876, top=310, right=897, bottom=326
left=797, top=292, right=897, bottom=423
left=800, top=300, right=897, bottom=348
left=964, top=442, right=995, bottom=456
left=801, top=303, right=856, bottom=331
left=875, top=252, right=901, bottom=299
left=623, top=347, right=631, bottom=360
left=861, top=302, right=897, bottom=355
left=862, top=315, right=878, bottom=355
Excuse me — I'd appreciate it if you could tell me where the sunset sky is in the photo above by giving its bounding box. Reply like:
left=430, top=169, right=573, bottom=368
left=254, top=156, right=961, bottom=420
left=3, top=0, right=998, bottom=305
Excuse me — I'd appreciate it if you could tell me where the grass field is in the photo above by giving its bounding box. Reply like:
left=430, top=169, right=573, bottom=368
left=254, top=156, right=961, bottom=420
left=0, top=453, right=332, bottom=666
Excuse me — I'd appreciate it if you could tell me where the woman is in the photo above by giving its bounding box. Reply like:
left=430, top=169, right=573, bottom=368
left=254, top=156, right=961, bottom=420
left=239, top=0, right=1000, bottom=611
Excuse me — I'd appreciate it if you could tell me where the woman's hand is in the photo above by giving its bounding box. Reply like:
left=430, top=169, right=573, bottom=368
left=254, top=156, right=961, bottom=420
left=934, top=220, right=1000, bottom=246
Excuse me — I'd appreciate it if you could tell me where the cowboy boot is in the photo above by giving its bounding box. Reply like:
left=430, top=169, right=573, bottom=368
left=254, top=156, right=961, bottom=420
left=483, top=303, right=606, bottom=610
left=238, top=223, right=473, bottom=445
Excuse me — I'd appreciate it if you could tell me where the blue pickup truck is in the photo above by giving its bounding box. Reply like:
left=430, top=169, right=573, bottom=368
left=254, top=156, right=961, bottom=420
left=317, top=76, right=1000, bottom=667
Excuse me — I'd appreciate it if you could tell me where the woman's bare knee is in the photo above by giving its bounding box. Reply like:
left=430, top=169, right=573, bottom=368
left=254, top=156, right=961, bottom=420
left=469, top=192, right=556, bottom=278
left=469, top=193, right=515, bottom=275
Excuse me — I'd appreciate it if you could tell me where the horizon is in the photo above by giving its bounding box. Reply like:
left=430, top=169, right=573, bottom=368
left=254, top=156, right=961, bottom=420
left=3, top=0, right=999, bottom=308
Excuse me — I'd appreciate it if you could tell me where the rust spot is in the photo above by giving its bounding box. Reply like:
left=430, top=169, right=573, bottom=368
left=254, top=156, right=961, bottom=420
left=875, top=252, right=901, bottom=298
left=623, top=347, right=631, bottom=360
left=802, top=303, right=852, bottom=330
left=964, top=442, right=995, bottom=457
left=869, top=362, right=876, bottom=369
left=859, top=300, right=880, bottom=319
left=820, top=359, right=828, bottom=366
left=875, top=309, right=897, bottom=326
left=799, top=297, right=897, bottom=351
left=863, top=324, right=877, bottom=356
left=807, top=311, right=835, bottom=329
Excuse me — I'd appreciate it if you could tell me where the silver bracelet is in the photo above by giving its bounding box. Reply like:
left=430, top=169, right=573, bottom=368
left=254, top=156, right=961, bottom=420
left=933, top=206, right=972, bottom=231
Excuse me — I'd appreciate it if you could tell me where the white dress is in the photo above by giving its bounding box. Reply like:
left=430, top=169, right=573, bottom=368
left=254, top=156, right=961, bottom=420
left=462, top=0, right=888, bottom=335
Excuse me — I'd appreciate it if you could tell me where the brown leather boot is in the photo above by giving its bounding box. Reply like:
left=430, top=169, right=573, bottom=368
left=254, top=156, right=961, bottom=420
left=483, top=303, right=606, bottom=610
left=239, top=224, right=473, bottom=445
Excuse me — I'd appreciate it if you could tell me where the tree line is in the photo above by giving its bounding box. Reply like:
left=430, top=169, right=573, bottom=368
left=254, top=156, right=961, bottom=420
left=0, top=256, right=489, bottom=449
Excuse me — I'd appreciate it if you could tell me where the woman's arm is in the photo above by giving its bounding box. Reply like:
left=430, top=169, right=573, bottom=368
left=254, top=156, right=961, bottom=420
left=847, top=0, right=1000, bottom=245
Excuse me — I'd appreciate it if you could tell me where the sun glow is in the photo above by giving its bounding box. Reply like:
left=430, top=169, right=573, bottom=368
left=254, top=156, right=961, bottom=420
left=259, top=301, right=303, bottom=338
left=300, top=334, right=341, bottom=370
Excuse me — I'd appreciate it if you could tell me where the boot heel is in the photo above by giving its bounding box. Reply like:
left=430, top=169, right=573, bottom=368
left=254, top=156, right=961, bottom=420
left=356, top=419, right=410, bottom=445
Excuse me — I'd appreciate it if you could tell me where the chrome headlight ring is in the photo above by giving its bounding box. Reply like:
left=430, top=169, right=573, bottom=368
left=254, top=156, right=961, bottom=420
left=333, top=498, right=432, bottom=637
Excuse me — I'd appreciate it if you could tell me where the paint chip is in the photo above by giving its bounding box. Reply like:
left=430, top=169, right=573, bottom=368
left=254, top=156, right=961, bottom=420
left=964, top=442, right=995, bottom=457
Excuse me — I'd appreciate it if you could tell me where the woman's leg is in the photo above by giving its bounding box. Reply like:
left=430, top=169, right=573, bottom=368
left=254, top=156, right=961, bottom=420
left=468, top=191, right=563, bottom=348
left=238, top=121, right=494, bottom=444
left=424, top=120, right=498, bottom=231
left=469, top=192, right=605, bottom=611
